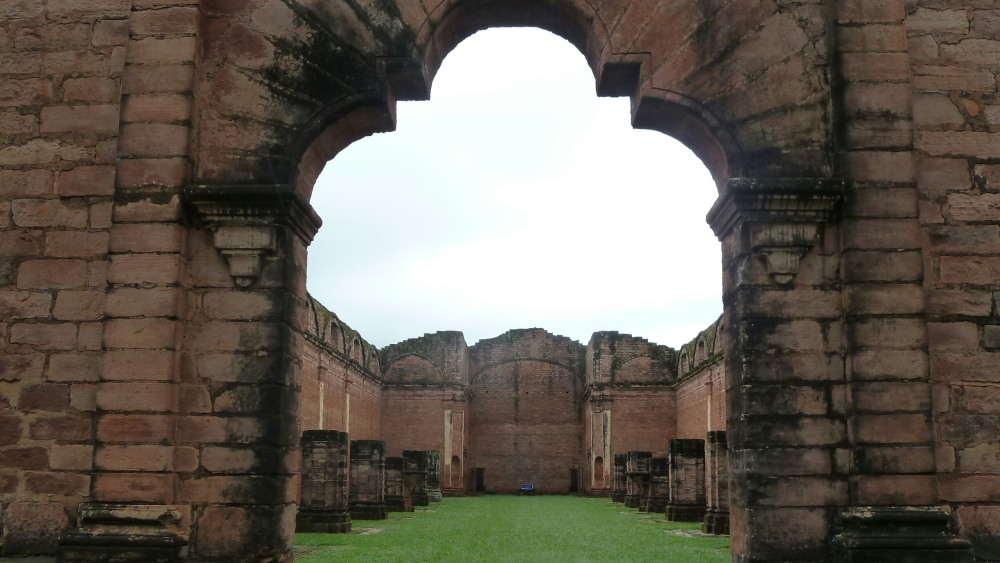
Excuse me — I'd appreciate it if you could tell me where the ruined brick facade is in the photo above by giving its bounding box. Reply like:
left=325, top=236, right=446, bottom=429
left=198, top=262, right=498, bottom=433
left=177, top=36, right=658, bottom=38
left=2, top=0, right=1000, bottom=561
left=299, top=315, right=719, bottom=497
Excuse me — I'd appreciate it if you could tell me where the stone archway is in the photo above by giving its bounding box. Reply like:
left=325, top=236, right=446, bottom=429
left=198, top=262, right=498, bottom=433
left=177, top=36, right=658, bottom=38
left=5, top=0, right=994, bottom=561
left=179, top=1, right=844, bottom=559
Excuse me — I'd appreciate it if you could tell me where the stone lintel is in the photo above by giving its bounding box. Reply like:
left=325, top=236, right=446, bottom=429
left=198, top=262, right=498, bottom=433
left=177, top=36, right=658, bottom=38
left=184, top=185, right=322, bottom=288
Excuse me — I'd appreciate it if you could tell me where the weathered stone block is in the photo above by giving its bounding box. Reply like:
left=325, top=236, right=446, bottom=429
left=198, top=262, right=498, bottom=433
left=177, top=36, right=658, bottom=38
left=2, top=501, right=69, bottom=556
left=297, top=430, right=351, bottom=533
left=350, top=440, right=386, bottom=520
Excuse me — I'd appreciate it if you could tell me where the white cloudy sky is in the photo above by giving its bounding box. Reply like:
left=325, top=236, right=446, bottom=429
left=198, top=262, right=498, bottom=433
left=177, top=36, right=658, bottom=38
left=307, top=28, right=722, bottom=349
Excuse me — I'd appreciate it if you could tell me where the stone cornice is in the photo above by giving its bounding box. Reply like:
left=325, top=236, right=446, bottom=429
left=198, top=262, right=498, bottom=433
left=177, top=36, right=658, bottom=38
left=706, top=178, right=845, bottom=239
left=184, top=185, right=323, bottom=288
left=707, top=178, right=845, bottom=284
left=184, top=184, right=322, bottom=243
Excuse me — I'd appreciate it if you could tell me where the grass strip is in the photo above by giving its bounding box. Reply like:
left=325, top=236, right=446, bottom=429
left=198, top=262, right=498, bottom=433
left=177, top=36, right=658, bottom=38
left=296, top=495, right=729, bottom=562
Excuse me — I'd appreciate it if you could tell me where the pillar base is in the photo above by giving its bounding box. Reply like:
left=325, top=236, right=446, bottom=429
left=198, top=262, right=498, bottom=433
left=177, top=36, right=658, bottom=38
left=832, top=507, right=974, bottom=563
left=349, top=503, right=388, bottom=521
left=702, top=509, right=730, bottom=535
left=58, top=504, right=188, bottom=563
left=385, top=495, right=412, bottom=513
left=645, top=496, right=670, bottom=514
left=624, top=494, right=644, bottom=509
left=427, top=488, right=443, bottom=502
left=665, top=503, right=707, bottom=523
left=296, top=508, right=351, bottom=534
left=612, top=492, right=626, bottom=503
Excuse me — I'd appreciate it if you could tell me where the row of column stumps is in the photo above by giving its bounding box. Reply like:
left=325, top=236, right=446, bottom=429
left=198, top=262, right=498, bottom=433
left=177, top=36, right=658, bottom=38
left=611, top=435, right=728, bottom=536
left=297, top=433, right=445, bottom=533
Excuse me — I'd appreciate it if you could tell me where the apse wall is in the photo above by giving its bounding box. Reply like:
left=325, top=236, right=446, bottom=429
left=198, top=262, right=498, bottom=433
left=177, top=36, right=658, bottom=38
left=467, top=330, right=587, bottom=494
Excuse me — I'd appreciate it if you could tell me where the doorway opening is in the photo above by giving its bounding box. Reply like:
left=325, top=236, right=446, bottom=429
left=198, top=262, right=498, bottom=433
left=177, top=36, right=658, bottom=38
left=474, top=468, right=486, bottom=493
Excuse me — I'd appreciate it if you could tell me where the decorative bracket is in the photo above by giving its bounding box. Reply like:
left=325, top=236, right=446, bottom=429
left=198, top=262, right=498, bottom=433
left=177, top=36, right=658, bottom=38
left=185, top=185, right=322, bottom=289
left=706, top=178, right=845, bottom=284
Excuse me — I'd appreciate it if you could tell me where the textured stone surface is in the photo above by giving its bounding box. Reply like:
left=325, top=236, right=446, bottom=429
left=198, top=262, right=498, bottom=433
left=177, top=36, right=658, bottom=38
left=1, top=501, right=69, bottom=555
left=5, top=0, right=1000, bottom=560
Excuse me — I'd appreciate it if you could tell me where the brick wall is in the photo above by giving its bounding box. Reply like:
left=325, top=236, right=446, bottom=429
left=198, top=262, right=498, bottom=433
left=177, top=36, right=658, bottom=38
left=2, top=0, right=133, bottom=554
left=907, top=4, right=1000, bottom=558
left=674, top=319, right=727, bottom=439
left=468, top=330, right=585, bottom=494
left=379, top=332, right=471, bottom=492
left=300, top=297, right=381, bottom=439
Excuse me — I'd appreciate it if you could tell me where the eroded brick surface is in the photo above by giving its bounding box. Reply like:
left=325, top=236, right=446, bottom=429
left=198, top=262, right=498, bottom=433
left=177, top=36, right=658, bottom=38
left=4, top=0, right=999, bottom=561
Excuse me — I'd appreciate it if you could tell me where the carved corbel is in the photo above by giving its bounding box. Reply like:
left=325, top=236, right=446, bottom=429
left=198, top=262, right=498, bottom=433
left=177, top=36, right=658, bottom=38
left=185, top=185, right=322, bottom=289
left=707, top=178, right=845, bottom=284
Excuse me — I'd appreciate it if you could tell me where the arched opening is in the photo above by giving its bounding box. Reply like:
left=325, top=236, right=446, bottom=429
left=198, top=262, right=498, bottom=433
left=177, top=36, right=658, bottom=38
left=330, top=320, right=342, bottom=352
left=284, top=4, right=737, bottom=557
left=308, top=28, right=722, bottom=347
left=297, top=21, right=727, bottom=538
left=61, top=0, right=952, bottom=557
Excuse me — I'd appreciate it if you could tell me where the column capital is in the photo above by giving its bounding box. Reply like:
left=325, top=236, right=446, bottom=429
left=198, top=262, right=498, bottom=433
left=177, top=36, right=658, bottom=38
left=707, top=178, right=845, bottom=284
left=707, top=178, right=846, bottom=239
left=184, top=185, right=322, bottom=288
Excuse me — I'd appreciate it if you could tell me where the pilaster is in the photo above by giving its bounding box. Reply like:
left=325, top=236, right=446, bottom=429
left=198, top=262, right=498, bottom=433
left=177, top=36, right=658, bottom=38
left=709, top=177, right=847, bottom=561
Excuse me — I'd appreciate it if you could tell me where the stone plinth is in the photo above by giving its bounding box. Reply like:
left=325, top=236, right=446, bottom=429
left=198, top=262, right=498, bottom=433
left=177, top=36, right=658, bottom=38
left=349, top=440, right=387, bottom=521
left=384, top=457, right=411, bottom=513
left=645, top=457, right=670, bottom=513
left=832, top=507, right=973, bottom=562
left=403, top=450, right=429, bottom=507
left=612, top=454, right=627, bottom=503
left=297, top=431, right=351, bottom=533
left=702, top=431, right=728, bottom=535
left=665, top=439, right=706, bottom=522
left=425, top=450, right=443, bottom=502
left=624, top=451, right=652, bottom=509
left=58, top=504, right=188, bottom=562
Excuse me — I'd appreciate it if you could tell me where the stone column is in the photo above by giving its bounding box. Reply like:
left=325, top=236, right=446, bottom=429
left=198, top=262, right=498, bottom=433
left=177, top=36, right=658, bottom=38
left=665, top=439, right=706, bottom=522
left=624, top=451, right=651, bottom=509
left=702, top=430, right=729, bottom=535
left=61, top=186, right=321, bottom=561
left=425, top=450, right=443, bottom=502
left=612, top=453, right=627, bottom=503
left=349, top=440, right=387, bottom=520
left=384, top=457, right=409, bottom=513
left=297, top=431, right=351, bottom=533
left=827, top=3, right=973, bottom=560
left=403, top=450, right=429, bottom=507
left=708, top=178, right=847, bottom=560
left=644, top=457, right=670, bottom=513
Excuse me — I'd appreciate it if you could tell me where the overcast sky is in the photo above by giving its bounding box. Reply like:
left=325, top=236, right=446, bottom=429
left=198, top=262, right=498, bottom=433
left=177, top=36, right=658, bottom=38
left=307, top=28, right=722, bottom=350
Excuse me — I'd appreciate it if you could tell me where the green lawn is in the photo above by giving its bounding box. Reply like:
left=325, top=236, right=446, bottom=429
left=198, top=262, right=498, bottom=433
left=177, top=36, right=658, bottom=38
left=295, top=495, right=730, bottom=562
